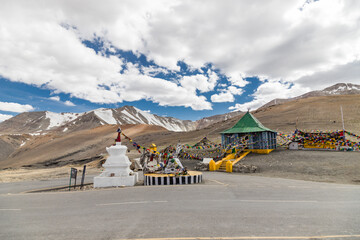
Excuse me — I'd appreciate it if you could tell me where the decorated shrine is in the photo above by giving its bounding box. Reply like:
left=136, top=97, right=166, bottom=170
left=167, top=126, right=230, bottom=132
left=118, top=128, right=203, bottom=186
left=221, top=111, right=277, bottom=153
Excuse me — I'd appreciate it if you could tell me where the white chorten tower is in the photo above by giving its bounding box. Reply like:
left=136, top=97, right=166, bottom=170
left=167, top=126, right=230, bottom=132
left=94, top=128, right=137, bottom=188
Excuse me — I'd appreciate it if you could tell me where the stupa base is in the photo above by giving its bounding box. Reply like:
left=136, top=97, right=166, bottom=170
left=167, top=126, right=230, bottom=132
left=144, top=171, right=202, bottom=186
left=94, top=173, right=138, bottom=188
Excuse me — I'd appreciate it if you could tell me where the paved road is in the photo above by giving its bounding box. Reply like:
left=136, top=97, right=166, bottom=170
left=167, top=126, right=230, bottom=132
left=1, top=172, right=360, bottom=240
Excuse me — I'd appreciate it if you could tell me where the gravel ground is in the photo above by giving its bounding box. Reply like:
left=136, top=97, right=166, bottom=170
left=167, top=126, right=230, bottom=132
left=180, top=149, right=360, bottom=185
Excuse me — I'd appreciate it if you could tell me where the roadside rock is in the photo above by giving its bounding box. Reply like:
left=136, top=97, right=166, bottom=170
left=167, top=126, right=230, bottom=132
left=194, top=162, right=209, bottom=171
left=233, top=163, right=258, bottom=173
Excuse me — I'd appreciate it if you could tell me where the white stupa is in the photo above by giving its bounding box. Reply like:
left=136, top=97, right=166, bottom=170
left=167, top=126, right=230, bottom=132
left=94, top=128, right=137, bottom=188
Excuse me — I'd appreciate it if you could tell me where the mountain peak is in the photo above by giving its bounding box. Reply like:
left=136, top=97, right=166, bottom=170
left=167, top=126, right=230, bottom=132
left=322, top=83, right=360, bottom=95
left=260, top=82, right=360, bottom=109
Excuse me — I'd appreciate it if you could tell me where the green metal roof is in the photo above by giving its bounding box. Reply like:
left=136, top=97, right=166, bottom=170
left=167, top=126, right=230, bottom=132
left=221, top=112, right=276, bottom=134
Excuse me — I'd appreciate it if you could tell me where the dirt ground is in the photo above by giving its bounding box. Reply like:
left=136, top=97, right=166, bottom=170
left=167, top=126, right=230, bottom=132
left=182, top=149, right=360, bottom=185
left=0, top=149, right=359, bottom=185
left=241, top=149, right=360, bottom=185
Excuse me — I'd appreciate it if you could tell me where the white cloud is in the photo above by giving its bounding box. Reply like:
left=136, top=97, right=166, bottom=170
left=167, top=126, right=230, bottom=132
left=64, top=100, right=76, bottom=107
left=49, top=96, right=60, bottom=101
left=227, top=72, right=248, bottom=88
left=1, top=0, right=360, bottom=111
left=141, top=65, right=172, bottom=77
left=49, top=96, right=76, bottom=107
left=0, top=1, right=213, bottom=111
left=179, top=70, right=219, bottom=94
left=229, top=81, right=310, bottom=111
left=211, top=85, right=244, bottom=103
left=228, top=86, right=244, bottom=96
left=296, top=61, right=360, bottom=90
left=112, top=62, right=212, bottom=110
left=211, top=91, right=234, bottom=103
left=0, top=101, right=34, bottom=113
left=0, top=113, right=14, bottom=122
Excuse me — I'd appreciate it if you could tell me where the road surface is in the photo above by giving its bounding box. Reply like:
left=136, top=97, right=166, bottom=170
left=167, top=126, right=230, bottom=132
left=1, top=172, right=360, bottom=240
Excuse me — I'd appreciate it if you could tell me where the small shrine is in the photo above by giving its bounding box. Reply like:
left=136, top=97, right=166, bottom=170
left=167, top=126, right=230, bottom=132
left=221, top=111, right=277, bottom=153
left=140, top=143, right=203, bottom=186
left=93, top=128, right=138, bottom=188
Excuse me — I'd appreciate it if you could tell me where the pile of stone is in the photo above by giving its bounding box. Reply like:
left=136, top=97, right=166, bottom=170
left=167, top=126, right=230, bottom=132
left=232, top=163, right=258, bottom=173
left=194, top=162, right=209, bottom=171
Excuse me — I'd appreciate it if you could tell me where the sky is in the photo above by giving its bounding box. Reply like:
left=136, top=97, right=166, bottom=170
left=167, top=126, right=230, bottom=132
left=0, top=0, right=360, bottom=122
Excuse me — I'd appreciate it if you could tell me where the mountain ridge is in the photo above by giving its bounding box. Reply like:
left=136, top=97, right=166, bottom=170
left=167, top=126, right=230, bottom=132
left=260, top=83, right=360, bottom=109
left=0, top=105, right=242, bottom=134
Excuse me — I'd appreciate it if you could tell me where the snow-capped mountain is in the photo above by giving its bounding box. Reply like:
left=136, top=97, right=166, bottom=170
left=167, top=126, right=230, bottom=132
left=0, top=111, right=84, bottom=134
left=90, top=106, right=196, bottom=132
left=0, top=106, right=196, bottom=134
left=0, top=105, right=244, bottom=134
left=322, top=83, right=360, bottom=95
left=261, top=83, right=360, bottom=109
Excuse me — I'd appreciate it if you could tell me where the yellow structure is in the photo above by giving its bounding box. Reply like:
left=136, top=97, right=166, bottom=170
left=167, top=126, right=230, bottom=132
left=209, top=160, right=216, bottom=171
left=209, top=151, right=250, bottom=173
left=244, top=149, right=273, bottom=154
left=226, top=160, right=232, bottom=173
left=303, top=140, right=337, bottom=149
left=149, top=143, right=157, bottom=153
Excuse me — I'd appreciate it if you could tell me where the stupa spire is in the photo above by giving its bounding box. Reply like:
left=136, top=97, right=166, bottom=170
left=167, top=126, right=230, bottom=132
left=116, top=127, right=121, bottom=142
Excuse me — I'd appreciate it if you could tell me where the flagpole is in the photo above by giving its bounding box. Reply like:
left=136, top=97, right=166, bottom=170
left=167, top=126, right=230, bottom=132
left=340, top=106, right=345, bottom=141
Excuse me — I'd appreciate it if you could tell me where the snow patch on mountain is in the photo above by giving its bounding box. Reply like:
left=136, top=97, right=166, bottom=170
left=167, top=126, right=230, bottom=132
left=46, top=112, right=80, bottom=130
left=135, top=107, right=163, bottom=125
left=93, top=108, right=117, bottom=124
left=120, top=109, right=138, bottom=124
left=133, top=107, right=189, bottom=132
left=325, top=83, right=360, bottom=95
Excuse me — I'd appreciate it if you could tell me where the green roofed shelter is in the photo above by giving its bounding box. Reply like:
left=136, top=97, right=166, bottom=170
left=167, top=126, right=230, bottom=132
left=221, top=111, right=277, bottom=150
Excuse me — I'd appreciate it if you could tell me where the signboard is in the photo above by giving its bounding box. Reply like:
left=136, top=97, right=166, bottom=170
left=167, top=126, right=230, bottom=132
left=69, top=168, right=78, bottom=190
left=71, top=168, right=77, bottom=179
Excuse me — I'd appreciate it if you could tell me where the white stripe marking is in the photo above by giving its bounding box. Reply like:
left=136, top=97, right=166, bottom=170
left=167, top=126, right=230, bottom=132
left=97, top=201, right=148, bottom=206
left=115, top=234, right=360, bottom=240
left=97, top=200, right=168, bottom=206
left=239, top=200, right=318, bottom=203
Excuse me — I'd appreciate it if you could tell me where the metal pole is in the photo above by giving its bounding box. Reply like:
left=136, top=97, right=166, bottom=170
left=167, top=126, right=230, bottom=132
left=74, top=172, right=77, bottom=189
left=69, top=170, right=72, bottom=191
left=80, top=165, right=86, bottom=189
left=341, top=106, right=345, bottom=141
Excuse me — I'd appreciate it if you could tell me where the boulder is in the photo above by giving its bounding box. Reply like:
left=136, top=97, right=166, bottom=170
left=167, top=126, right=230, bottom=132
left=232, top=163, right=258, bottom=173
left=195, top=162, right=209, bottom=171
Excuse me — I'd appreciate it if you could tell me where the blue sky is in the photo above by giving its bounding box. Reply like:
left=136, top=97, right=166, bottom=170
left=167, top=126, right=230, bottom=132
left=1, top=0, right=359, bottom=122
left=0, top=58, right=262, bottom=121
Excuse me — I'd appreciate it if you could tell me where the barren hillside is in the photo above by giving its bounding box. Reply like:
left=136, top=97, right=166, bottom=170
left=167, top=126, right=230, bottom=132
left=0, top=124, right=167, bottom=169
left=254, top=94, right=360, bottom=133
